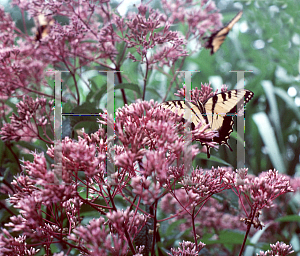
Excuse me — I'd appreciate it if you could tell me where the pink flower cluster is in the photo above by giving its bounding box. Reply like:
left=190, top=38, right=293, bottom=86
left=257, top=242, right=294, bottom=256
left=0, top=96, right=53, bottom=143
left=1, top=83, right=296, bottom=255
left=161, top=0, right=222, bottom=37
left=169, top=240, right=206, bottom=256
left=120, top=4, right=188, bottom=67
left=0, top=79, right=296, bottom=255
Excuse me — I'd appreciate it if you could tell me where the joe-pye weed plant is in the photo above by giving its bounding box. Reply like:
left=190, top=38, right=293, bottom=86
left=0, top=0, right=298, bottom=255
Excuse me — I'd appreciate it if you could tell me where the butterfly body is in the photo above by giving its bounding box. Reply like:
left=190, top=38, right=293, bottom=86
left=160, top=89, right=254, bottom=158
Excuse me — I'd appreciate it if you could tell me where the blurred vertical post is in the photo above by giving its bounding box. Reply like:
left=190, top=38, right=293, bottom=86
left=184, top=71, right=192, bottom=173
left=106, top=71, right=119, bottom=184
left=230, top=70, right=253, bottom=169
left=177, top=71, right=199, bottom=173
left=53, top=71, right=62, bottom=183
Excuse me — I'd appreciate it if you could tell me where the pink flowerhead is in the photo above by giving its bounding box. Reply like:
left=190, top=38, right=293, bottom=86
left=168, top=240, right=206, bottom=256
left=240, top=169, right=293, bottom=210
left=257, top=241, right=294, bottom=256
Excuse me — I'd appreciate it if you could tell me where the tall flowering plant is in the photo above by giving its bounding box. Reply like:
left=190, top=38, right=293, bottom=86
left=0, top=0, right=297, bottom=255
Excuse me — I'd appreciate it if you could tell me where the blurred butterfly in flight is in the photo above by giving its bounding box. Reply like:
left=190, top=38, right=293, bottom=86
left=205, top=10, right=243, bottom=54
left=34, top=14, right=54, bottom=42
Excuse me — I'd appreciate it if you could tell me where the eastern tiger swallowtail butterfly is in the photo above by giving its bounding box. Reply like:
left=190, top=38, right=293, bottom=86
left=205, top=10, right=243, bottom=55
left=160, top=89, right=254, bottom=158
left=34, top=14, right=54, bottom=42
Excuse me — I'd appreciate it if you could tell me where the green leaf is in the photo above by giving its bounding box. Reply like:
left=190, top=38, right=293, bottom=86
left=69, top=102, right=103, bottom=128
left=274, top=87, right=300, bottom=123
left=146, top=87, right=163, bottom=100
left=165, top=219, right=187, bottom=237
left=276, top=215, right=300, bottom=222
left=261, top=81, right=285, bottom=151
left=198, top=153, right=232, bottom=166
left=252, top=112, right=286, bottom=173
left=62, top=100, right=74, bottom=114
left=87, top=82, right=141, bottom=102
left=201, top=230, right=252, bottom=245
left=116, top=40, right=127, bottom=65
left=114, top=83, right=141, bottom=97
left=86, top=80, right=107, bottom=103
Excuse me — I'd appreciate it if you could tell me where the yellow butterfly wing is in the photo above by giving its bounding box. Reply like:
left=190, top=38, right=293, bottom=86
left=203, top=89, right=254, bottom=130
left=202, top=89, right=254, bottom=154
left=205, top=10, right=243, bottom=54
left=160, top=100, right=206, bottom=129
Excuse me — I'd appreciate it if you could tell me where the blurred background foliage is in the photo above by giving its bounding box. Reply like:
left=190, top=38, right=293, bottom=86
left=159, top=0, right=300, bottom=175
left=194, top=0, right=300, bottom=175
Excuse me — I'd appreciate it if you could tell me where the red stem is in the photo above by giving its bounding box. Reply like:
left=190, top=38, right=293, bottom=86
left=238, top=206, right=257, bottom=256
